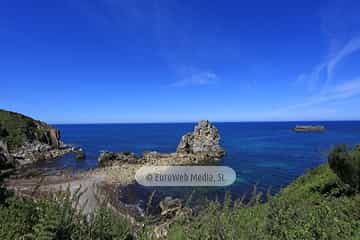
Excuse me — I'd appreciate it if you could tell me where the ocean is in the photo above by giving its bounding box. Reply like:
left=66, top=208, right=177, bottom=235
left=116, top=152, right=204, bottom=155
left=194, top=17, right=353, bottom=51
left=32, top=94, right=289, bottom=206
left=36, top=121, right=360, bottom=206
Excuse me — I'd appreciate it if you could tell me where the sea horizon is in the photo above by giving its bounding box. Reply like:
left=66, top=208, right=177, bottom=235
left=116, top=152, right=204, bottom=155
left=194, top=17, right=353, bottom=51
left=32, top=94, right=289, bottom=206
left=51, top=119, right=360, bottom=125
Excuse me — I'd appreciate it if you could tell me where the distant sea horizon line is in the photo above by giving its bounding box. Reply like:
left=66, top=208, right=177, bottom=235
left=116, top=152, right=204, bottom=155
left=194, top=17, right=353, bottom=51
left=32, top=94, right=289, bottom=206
left=51, top=119, right=360, bottom=125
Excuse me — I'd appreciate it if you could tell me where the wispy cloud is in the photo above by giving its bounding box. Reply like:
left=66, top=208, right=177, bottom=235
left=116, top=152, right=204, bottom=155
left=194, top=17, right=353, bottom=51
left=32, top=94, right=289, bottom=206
left=169, top=67, right=218, bottom=87
left=295, top=0, right=360, bottom=97
left=268, top=77, right=360, bottom=120
left=296, top=37, right=360, bottom=93
left=295, top=62, right=328, bottom=93
left=288, top=0, right=360, bottom=116
left=327, top=37, right=360, bottom=81
left=150, top=3, right=221, bottom=88
left=284, top=77, right=360, bottom=111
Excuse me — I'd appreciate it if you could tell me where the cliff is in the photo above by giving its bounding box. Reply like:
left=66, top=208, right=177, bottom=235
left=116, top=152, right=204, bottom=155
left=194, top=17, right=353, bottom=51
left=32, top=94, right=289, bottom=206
left=0, top=109, right=61, bottom=151
left=0, top=109, right=68, bottom=166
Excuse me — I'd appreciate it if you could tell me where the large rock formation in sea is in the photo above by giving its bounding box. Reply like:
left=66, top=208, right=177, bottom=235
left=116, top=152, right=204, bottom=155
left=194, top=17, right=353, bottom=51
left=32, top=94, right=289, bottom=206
left=98, top=120, right=225, bottom=166
left=176, top=120, right=225, bottom=160
left=0, top=109, right=70, bottom=166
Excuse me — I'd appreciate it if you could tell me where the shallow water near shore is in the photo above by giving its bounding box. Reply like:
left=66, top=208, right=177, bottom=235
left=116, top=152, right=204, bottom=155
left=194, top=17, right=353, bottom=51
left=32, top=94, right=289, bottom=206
left=34, top=121, right=360, bottom=205
left=116, top=182, right=234, bottom=218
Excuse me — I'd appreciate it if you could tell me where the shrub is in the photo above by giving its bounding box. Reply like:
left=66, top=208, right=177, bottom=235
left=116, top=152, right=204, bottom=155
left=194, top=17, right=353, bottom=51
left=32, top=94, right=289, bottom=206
left=0, top=187, right=131, bottom=240
left=328, top=145, right=360, bottom=190
left=0, top=197, right=39, bottom=239
left=0, top=125, right=8, bottom=138
left=85, top=207, right=131, bottom=240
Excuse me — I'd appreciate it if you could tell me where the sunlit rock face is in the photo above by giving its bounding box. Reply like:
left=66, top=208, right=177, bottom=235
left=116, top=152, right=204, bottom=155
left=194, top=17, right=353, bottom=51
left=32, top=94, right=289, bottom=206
left=176, top=120, right=225, bottom=161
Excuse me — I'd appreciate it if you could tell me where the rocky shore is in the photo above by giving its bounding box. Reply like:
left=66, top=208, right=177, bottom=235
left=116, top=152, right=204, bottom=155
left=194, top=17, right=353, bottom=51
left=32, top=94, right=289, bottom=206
left=98, top=120, right=225, bottom=166
left=8, top=141, right=74, bottom=166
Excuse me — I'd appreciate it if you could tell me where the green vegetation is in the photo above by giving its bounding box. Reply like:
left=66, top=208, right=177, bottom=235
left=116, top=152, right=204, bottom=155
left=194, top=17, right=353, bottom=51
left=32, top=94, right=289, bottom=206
left=167, top=162, right=360, bottom=239
left=0, top=109, right=54, bottom=150
left=329, top=144, right=360, bottom=190
left=0, top=187, right=131, bottom=240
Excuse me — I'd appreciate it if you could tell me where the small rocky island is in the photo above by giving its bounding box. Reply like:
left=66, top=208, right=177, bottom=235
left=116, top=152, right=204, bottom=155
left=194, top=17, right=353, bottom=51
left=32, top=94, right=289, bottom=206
left=294, top=125, right=325, bottom=132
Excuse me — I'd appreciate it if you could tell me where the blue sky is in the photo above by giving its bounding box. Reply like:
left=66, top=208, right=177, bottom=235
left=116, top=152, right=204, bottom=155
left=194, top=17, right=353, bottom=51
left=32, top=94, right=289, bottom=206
left=1, top=0, right=360, bottom=123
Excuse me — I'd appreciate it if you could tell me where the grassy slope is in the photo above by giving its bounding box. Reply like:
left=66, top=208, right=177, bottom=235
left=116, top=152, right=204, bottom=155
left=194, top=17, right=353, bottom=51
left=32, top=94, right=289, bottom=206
left=168, top=164, right=360, bottom=240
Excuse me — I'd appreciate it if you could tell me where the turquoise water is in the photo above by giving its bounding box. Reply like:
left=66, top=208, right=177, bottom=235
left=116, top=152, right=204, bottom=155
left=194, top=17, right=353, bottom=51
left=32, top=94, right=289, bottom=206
left=38, top=121, right=360, bottom=202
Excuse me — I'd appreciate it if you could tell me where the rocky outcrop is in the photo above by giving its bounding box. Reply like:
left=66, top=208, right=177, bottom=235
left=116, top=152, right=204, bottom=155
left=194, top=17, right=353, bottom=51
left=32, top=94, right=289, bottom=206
left=177, top=120, right=225, bottom=160
left=48, top=128, right=61, bottom=148
left=97, top=120, right=225, bottom=167
left=0, top=140, right=14, bottom=169
left=98, top=151, right=138, bottom=167
left=11, top=141, right=72, bottom=166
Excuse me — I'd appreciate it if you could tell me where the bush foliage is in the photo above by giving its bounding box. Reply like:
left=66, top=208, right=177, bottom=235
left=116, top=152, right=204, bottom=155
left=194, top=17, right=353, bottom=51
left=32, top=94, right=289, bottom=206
left=0, top=187, right=131, bottom=240
left=328, top=144, right=360, bottom=190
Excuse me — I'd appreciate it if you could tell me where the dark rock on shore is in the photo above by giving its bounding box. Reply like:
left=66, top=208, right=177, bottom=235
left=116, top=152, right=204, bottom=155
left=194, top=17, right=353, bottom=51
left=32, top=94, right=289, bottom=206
left=74, top=148, right=86, bottom=160
left=98, top=151, right=138, bottom=166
